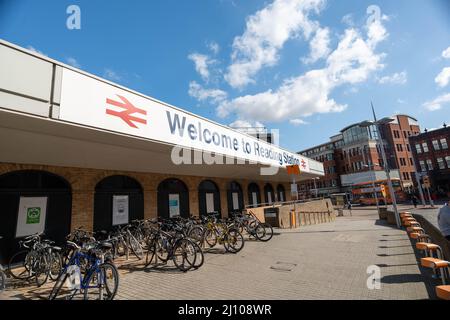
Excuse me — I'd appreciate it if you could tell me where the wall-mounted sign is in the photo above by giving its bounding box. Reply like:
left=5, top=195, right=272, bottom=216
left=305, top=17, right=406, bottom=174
left=206, top=193, right=215, bottom=213
left=59, top=69, right=314, bottom=172
left=112, top=195, right=129, bottom=226
left=232, top=192, right=239, bottom=210
left=16, top=197, right=47, bottom=238
left=267, top=192, right=272, bottom=204
left=252, top=192, right=258, bottom=207
left=169, top=194, right=180, bottom=217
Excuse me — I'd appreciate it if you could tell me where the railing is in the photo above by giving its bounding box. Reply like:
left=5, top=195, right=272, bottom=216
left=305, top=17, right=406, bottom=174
left=294, top=211, right=335, bottom=226
left=244, top=197, right=325, bottom=209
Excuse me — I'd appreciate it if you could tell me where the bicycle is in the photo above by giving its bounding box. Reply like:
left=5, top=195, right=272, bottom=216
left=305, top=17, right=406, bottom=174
left=97, top=224, right=144, bottom=261
left=188, top=213, right=245, bottom=254
left=231, top=212, right=274, bottom=242
left=49, top=240, right=119, bottom=300
left=8, top=233, right=63, bottom=287
left=145, top=222, right=200, bottom=272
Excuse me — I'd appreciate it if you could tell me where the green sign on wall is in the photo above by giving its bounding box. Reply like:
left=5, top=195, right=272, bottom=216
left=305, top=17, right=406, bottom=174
left=26, top=207, right=41, bottom=224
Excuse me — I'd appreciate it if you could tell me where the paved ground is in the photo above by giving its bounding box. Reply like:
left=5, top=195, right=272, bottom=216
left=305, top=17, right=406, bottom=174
left=0, top=207, right=441, bottom=300
left=408, top=201, right=448, bottom=229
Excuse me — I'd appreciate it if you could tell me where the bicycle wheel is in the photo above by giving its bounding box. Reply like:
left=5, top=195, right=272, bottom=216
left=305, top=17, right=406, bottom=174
left=145, top=240, right=157, bottom=267
left=0, top=270, right=5, bottom=292
left=172, top=239, right=196, bottom=272
left=191, top=242, right=204, bottom=270
left=128, top=234, right=144, bottom=260
left=115, top=239, right=127, bottom=257
left=253, top=223, right=266, bottom=241
left=48, top=252, right=63, bottom=281
left=205, top=229, right=217, bottom=248
left=34, top=254, right=49, bottom=287
left=224, top=229, right=244, bottom=253
left=48, top=268, right=82, bottom=300
left=84, top=262, right=119, bottom=300
left=258, top=223, right=273, bottom=242
left=8, top=250, right=33, bottom=280
left=187, top=226, right=204, bottom=246
left=155, top=237, right=169, bottom=262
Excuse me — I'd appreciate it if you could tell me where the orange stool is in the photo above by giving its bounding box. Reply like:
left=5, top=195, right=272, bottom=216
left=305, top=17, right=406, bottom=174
left=421, top=258, right=449, bottom=284
left=436, top=285, right=450, bottom=300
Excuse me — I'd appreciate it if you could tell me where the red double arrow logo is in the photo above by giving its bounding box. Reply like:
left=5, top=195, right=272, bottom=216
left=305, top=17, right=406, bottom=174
left=301, top=159, right=307, bottom=169
left=106, top=95, right=147, bottom=128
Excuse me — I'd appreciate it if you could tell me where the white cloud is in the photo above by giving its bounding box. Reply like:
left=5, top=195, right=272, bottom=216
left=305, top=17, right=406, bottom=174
left=229, top=119, right=265, bottom=129
left=377, top=71, right=407, bottom=85
left=341, top=14, right=354, bottom=27
left=224, top=0, right=326, bottom=88
left=303, top=27, right=331, bottom=64
left=103, top=68, right=121, bottom=81
left=289, top=118, right=309, bottom=125
left=423, top=93, right=450, bottom=111
left=397, top=99, right=406, bottom=104
left=442, top=46, right=450, bottom=59
left=188, top=53, right=215, bottom=82
left=66, top=57, right=81, bottom=68
left=218, top=17, right=388, bottom=122
left=435, top=67, right=450, bottom=88
left=27, top=45, right=47, bottom=56
left=188, top=81, right=227, bottom=103
left=207, top=41, right=220, bottom=55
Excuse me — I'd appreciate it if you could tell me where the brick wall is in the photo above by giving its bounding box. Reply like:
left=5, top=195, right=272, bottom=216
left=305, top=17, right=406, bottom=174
left=0, top=162, right=293, bottom=231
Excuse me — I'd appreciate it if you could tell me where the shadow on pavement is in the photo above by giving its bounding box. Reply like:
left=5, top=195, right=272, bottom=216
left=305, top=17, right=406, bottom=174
left=381, top=273, right=427, bottom=284
left=376, top=263, right=419, bottom=268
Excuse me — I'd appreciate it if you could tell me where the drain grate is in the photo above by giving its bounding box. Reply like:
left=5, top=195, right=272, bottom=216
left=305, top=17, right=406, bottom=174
left=270, top=261, right=297, bottom=272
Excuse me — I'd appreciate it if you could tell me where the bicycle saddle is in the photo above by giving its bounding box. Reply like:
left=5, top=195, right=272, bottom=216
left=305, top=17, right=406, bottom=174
left=99, top=241, right=113, bottom=250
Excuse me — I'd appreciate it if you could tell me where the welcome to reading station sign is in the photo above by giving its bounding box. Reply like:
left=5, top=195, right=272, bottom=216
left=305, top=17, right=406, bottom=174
left=59, top=69, right=310, bottom=171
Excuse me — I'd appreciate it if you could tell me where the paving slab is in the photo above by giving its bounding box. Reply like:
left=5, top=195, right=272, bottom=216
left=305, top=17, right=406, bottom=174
left=0, top=207, right=439, bottom=300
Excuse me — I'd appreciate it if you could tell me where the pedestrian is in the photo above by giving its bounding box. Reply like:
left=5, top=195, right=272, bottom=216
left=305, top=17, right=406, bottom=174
left=437, top=202, right=450, bottom=241
left=346, top=199, right=352, bottom=216
left=412, top=195, right=418, bottom=208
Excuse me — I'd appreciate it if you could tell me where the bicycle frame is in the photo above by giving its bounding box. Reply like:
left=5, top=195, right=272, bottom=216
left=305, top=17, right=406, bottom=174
left=62, top=249, right=105, bottom=293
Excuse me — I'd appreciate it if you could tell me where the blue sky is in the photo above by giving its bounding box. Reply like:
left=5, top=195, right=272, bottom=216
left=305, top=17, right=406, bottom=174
left=1, top=0, right=450, bottom=152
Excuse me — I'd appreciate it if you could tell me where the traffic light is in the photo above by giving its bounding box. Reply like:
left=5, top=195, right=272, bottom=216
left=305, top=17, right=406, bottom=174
left=380, top=185, right=387, bottom=198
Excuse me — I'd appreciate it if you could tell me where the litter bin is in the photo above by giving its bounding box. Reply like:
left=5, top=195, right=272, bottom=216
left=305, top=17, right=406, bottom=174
left=264, top=208, right=279, bottom=227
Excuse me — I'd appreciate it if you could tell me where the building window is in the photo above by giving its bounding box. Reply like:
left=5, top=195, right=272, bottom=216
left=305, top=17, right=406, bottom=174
left=409, top=158, right=414, bottom=165
left=441, top=138, right=448, bottom=149
left=396, top=144, right=403, bottom=152
left=393, top=130, right=400, bottom=138
left=426, top=159, right=433, bottom=170
left=432, top=140, right=440, bottom=150
left=437, top=158, right=445, bottom=170
left=422, top=142, right=429, bottom=153
left=445, top=156, right=450, bottom=168
left=406, top=144, right=410, bottom=152
left=419, top=160, right=426, bottom=172
left=415, top=144, right=422, bottom=154
left=399, top=158, right=406, bottom=166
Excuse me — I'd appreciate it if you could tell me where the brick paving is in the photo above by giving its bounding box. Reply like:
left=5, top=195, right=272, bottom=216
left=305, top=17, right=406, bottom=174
left=0, top=207, right=440, bottom=300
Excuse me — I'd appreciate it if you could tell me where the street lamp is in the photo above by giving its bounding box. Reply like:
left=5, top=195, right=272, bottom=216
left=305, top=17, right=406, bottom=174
left=312, top=177, right=320, bottom=198
left=358, top=103, right=401, bottom=228
left=363, top=163, right=380, bottom=213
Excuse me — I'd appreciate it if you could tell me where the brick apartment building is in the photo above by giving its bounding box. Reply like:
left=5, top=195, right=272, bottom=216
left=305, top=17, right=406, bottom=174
left=409, top=124, right=450, bottom=199
left=299, top=114, right=421, bottom=198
